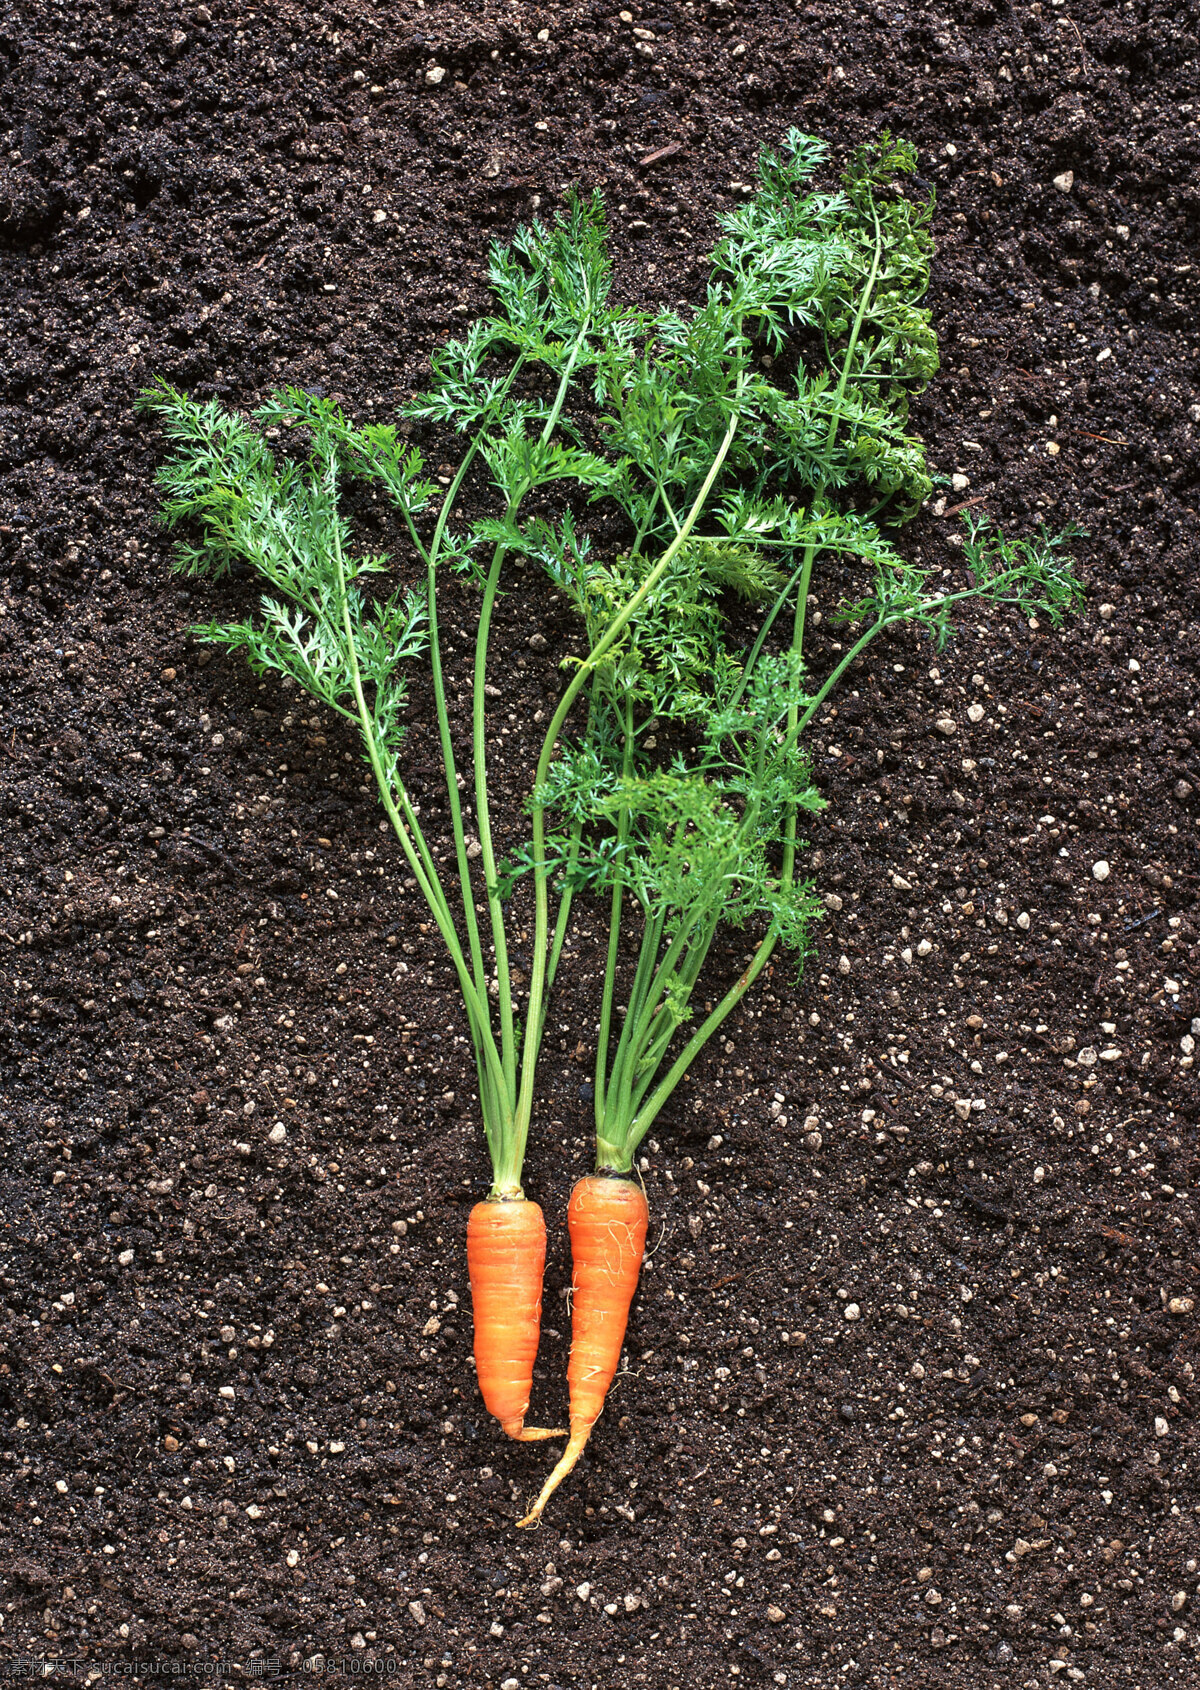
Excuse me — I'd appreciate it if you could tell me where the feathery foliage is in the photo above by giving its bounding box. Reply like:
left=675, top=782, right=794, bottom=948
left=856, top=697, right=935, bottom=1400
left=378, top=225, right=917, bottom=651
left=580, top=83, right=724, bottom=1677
left=142, top=127, right=1081, bottom=1192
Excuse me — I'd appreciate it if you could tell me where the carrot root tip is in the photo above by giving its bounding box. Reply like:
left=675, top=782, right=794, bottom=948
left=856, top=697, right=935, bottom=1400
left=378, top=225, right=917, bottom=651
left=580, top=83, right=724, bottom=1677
left=516, top=1426, right=592, bottom=1528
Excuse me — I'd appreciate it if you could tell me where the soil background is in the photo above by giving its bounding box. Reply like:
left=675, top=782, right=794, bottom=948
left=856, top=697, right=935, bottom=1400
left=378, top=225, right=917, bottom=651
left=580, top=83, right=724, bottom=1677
left=1, top=0, right=1199, bottom=1686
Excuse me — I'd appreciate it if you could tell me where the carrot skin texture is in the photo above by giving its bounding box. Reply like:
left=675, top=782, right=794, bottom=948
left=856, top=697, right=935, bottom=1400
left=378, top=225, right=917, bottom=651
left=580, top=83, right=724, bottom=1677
left=467, top=1197, right=565, bottom=1442
left=518, top=1174, right=649, bottom=1525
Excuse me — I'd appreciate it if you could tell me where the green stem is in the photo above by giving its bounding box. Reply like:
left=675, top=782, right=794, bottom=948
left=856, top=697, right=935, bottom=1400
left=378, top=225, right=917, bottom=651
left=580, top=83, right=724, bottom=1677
left=606, top=905, right=667, bottom=1138
left=328, top=493, right=512, bottom=1160
left=479, top=330, right=593, bottom=1191
left=625, top=933, right=776, bottom=1157
left=622, top=903, right=705, bottom=1083
left=726, top=558, right=809, bottom=712
left=473, top=331, right=598, bottom=1135
left=543, top=676, right=605, bottom=1008
left=595, top=696, right=635, bottom=1131
left=627, top=919, right=718, bottom=1116
left=472, top=529, right=519, bottom=1106
left=519, top=392, right=745, bottom=1151
left=389, top=355, right=529, bottom=1034
left=780, top=571, right=1040, bottom=761
left=793, top=202, right=885, bottom=662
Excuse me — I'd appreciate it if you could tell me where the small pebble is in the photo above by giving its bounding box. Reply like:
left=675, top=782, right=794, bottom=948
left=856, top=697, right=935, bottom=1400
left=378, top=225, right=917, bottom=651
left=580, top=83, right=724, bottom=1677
left=425, top=65, right=446, bottom=84
left=1053, top=170, right=1074, bottom=192
left=951, top=472, right=969, bottom=492
left=287, top=1550, right=300, bottom=1568
left=1154, top=1417, right=1169, bottom=1438
left=1168, top=1297, right=1194, bottom=1315
left=269, top=1122, right=287, bottom=1143
left=843, top=1303, right=861, bottom=1322
left=767, top=1604, right=786, bottom=1623
left=1091, top=860, right=1110, bottom=882
left=967, top=703, right=984, bottom=722
left=936, top=716, right=956, bottom=735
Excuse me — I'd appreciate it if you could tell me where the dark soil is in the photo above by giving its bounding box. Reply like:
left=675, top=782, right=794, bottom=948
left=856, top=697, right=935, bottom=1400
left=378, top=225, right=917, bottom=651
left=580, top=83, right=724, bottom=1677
left=2, top=0, right=1199, bottom=1685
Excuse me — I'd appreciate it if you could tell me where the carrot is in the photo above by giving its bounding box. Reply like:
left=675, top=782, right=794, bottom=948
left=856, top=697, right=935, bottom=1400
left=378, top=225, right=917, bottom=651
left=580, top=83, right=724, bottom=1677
left=467, top=1196, right=566, bottom=1442
left=517, top=1173, right=649, bottom=1525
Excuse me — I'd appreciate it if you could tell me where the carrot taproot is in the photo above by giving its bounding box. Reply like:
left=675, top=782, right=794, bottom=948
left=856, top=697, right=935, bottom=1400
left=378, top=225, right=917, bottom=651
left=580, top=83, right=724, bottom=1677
left=517, top=1173, right=648, bottom=1525
left=467, top=1196, right=566, bottom=1442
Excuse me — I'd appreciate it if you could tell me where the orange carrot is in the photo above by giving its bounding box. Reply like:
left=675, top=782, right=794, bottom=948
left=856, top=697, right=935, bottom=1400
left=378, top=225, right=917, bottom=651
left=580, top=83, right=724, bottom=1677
left=467, top=1196, right=566, bottom=1442
left=518, top=1173, right=648, bottom=1525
